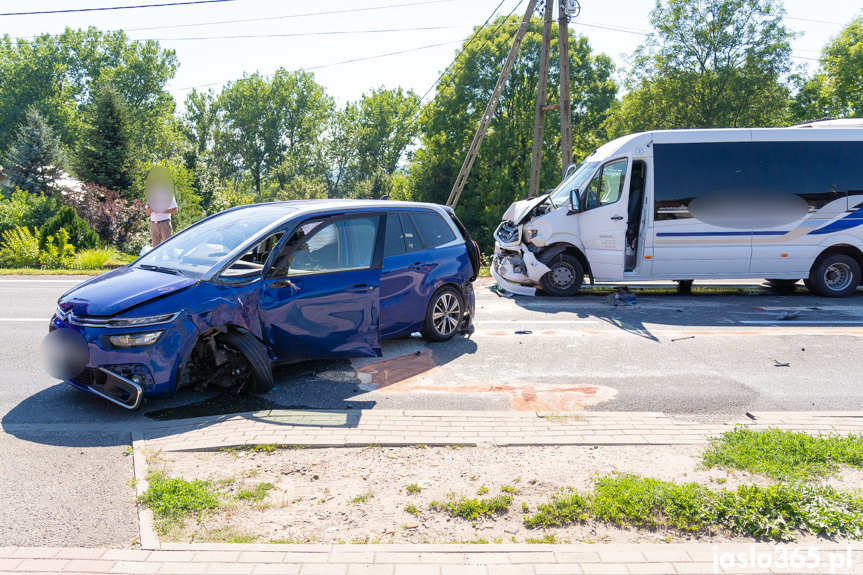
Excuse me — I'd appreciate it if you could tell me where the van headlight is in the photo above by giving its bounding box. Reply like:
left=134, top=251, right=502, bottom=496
left=108, top=332, right=163, bottom=348
left=526, top=229, right=539, bottom=240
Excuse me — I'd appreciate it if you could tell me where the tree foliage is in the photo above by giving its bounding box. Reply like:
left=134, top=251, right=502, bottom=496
left=608, top=0, right=794, bottom=134
left=76, top=85, right=136, bottom=194
left=39, top=205, right=99, bottom=251
left=5, top=108, right=67, bottom=195
left=791, top=15, right=863, bottom=121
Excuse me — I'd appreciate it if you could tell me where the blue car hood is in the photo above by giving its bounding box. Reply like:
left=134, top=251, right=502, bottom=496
left=60, top=267, right=198, bottom=316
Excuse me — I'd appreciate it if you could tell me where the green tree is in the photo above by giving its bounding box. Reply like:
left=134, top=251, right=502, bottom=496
left=791, top=14, right=863, bottom=121
left=215, top=69, right=333, bottom=195
left=0, top=28, right=177, bottom=158
left=408, top=15, right=617, bottom=250
left=5, top=108, right=67, bottom=195
left=76, top=85, right=136, bottom=193
left=608, top=0, right=794, bottom=134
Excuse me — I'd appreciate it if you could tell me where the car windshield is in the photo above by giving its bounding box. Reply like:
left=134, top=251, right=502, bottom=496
left=548, top=161, right=601, bottom=207
left=134, top=205, right=295, bottom=278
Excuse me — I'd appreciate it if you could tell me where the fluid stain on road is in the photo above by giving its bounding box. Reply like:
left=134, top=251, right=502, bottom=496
left=354, top=350, right=616, bottom=412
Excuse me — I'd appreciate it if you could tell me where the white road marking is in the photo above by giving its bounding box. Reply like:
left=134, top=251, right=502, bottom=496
left=739, top=320, right=863, bottom=325
left=0, top=279, right=83, bottom=283
left=0, top=318, right=50, bottom=321
left=473, top=320, right=595, bottom=324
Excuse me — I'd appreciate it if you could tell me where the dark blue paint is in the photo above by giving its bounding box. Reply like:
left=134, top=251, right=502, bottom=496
left=49, top=201, right=476, bottom=407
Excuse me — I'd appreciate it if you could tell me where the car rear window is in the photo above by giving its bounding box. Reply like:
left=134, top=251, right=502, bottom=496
left=409, top=211, right=456, bottom=249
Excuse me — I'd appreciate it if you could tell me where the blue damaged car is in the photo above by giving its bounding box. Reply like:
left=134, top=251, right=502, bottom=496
left=46, top=200, right=480, bottom=409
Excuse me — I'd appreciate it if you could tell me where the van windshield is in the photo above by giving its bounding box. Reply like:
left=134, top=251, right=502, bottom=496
left=548, top=161, right=601, bottom=207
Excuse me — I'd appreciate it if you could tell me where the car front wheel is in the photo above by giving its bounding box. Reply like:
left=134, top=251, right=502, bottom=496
left=421, top=286, right=463, bottom=342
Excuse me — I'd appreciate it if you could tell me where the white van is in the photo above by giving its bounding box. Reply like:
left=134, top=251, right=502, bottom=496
left=492, top=122, right=863, bottom=297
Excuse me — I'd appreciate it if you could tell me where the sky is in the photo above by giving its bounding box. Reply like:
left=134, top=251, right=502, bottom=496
left=1, top=0, right=861, bottom=110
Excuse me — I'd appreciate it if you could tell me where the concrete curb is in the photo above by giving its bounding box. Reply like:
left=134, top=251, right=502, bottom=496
left=131, top=430, right=160, bottom=552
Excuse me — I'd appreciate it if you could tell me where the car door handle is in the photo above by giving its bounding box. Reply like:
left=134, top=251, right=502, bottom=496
left=408, top=262, right=426, bottom=270
left=611, top=215, right=624, bottom=221
left=346, top=284, right=375, bottom=293
left=271, top=279, right=297, bottom=289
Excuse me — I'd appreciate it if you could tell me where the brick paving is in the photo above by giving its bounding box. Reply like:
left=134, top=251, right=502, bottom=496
left=1, top=544, right=862, bottom=574
left=139, top=410, right=863, bottom=452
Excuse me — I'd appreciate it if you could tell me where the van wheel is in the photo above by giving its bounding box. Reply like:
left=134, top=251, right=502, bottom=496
left=216, top=331, right=274, bottom=394
left=539, top=254, right=584, bottom=297
left=808, top=254, right=861, bottom=298
left=422, top=286, right=463, bottom=342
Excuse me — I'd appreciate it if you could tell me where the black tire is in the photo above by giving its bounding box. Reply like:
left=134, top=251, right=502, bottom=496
left=421, top=286, right=463, bottom=342
left=216, top=330, right=274, bottom=394
left=808, top=254, right=861, bottom=298
left=766, top=279, right=800, bottom=291
left=539, top=253, right=584, bottom=297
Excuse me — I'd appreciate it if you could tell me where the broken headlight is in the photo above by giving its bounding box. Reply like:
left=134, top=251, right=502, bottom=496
left=495, top=221, right=520, bottom=244
left=107, top=331, right=163, bottom=348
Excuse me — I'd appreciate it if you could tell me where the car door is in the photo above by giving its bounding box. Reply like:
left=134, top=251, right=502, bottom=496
left=259, top=213, right=385, bottom=363
left=380, top=213, right=432, bottom=337
left=577, top=158, right=630, bottom=280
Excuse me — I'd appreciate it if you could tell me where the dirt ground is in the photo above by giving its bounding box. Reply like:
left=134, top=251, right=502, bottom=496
left=151, top=444, right=863, bottom=545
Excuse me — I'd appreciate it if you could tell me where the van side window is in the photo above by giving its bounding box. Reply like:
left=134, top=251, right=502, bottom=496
left=585, top=159, right=628, bottom=209
left=753, top=141, right=844, bottom=210
left=408, top=211, right=456, bottom=249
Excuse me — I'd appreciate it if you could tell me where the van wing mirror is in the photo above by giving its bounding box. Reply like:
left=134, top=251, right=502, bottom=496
left=569, top=189, right=581, bottom=213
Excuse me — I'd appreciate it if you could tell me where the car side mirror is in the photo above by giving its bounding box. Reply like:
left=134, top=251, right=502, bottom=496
left=569, top=189, right=581, bottom=213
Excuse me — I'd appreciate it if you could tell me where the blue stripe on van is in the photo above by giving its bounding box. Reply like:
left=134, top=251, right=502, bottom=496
left=808, top=208, right=863, bottom=235
left=656, top=231, right=787, bottom=237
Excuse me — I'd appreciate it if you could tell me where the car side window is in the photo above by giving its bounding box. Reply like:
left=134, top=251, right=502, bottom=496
left=287, top=216, right=380, bottom=276
left=409, top=211, right=456, bottom=249
left=399, top=214, right=424, bottom=253
left=384, top=214, right=406, bottom=258
left=220, top=231, right=284, bottom=280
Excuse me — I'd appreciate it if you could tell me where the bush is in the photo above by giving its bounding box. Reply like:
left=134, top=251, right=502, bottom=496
left=0, top=225, right=40, bottom=268
left=0, top=189, right=60, bottom=236
left=39, top=206, right=98, bottom=251
left=59, top=184, right=146, bottom=247
left=39, top=228, right=76, bottom=269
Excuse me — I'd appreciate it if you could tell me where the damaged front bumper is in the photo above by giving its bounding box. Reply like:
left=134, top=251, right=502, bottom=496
left=491, top=221, right=550, bottom=297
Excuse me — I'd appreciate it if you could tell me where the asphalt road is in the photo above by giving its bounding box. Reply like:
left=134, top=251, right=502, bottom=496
left=1, top=274, right=863, bottom=546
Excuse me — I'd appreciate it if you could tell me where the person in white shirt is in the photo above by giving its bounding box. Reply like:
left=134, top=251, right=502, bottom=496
left=144, top=166, right=179, bottom=247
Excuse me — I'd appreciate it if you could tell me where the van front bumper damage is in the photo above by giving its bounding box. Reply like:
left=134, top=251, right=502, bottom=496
left=491, top=221, right=550, bottom=297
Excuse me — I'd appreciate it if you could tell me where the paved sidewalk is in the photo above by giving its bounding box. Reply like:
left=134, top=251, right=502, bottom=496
left=140, top=410, right=863, bottom=452
left=3, top=544, right=862, bottom=574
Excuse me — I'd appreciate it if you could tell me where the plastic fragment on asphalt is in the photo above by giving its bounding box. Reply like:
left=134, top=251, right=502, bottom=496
left=515, top=330, right=533, bottom=334
left=606, top=286, right=637, bottom=306
left=671, top=336, right=695, bottom=342
left=773, top=359, right=790, bottom=367
left=777, top=310, right=800, bottom=320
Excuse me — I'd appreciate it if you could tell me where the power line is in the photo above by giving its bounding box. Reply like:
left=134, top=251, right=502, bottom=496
left=1, top=0, right=235, bottom=17
left=140, top=25, right=475, bottom=41
left=121, top=0, right=455, bottom=32
left=169, top=40, right=464, bottom=93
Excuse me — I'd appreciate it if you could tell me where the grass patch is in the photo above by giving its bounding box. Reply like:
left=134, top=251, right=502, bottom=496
left=350, top=491, right=374, bottom=504
left=525, top=533, right=560, bottom=544
left=524, top=492, right=590, bottom=529
left=251, top=443, right=279, bottom=453
left=430, top=495, right=513, bottom=520
left=0, top=267, right=104, bottom=276
left=236, top=483, right=275, bottom=502
left=197, top=526, right=260, bottom=543
left=139, top=472, right=220, bottom=535
left=702, top=427, right=863, bottom=480
left=523, top=473, right=863, bottom=541
left=404, top=504, right=420, bottom=516
left=476, top=486, right=489, bottom=495
left=405, top=483, right=422, bottom=495
left=501, top=485, right=519, bottom=494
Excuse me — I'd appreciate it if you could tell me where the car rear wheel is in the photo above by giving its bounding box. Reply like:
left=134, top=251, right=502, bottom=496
left=216, top=331, right=274, bottom=394
left=808, top=254, right=861, bottom=298
left=421, top=286, right=463, bottom=342
left=539, top=254, right=584, bottom=297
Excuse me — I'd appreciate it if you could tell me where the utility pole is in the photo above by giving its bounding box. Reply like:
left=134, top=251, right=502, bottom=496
left=447, top=0, right=538, bottom=209
left=558, top=0, right=573, bottom=175
left=527, top=2, right=554, bottom=199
